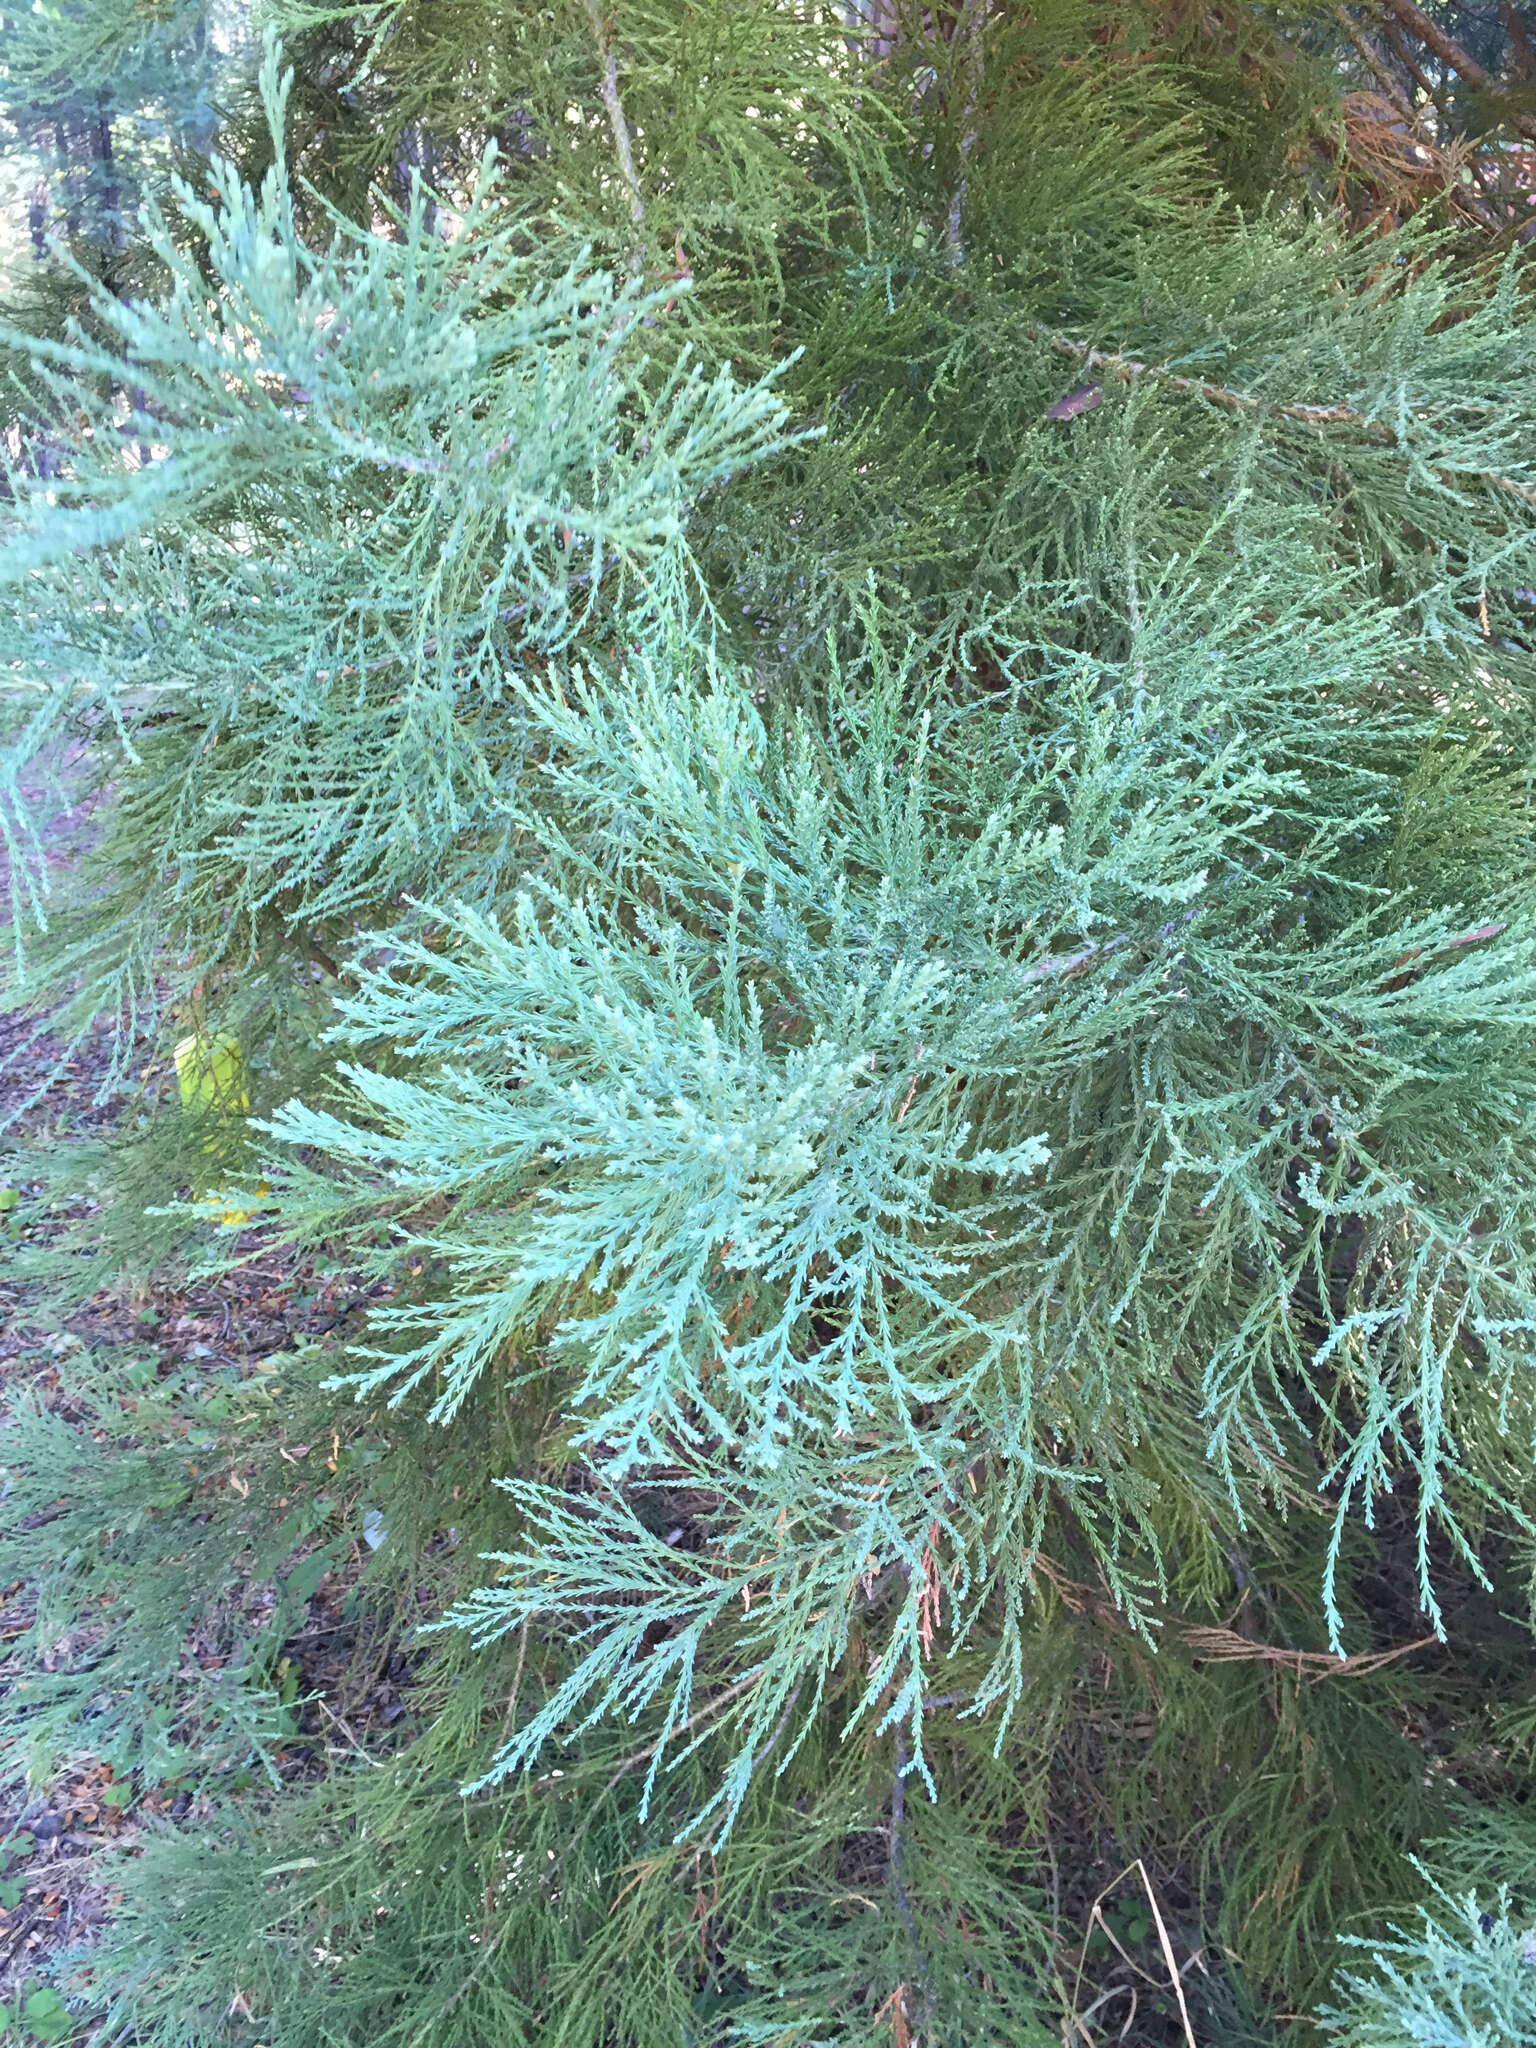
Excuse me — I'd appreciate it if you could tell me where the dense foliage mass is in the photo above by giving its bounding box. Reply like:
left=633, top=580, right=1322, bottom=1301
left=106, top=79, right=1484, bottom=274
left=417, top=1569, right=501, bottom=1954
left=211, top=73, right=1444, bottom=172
left=6, top=0, right=1536, bottom=2041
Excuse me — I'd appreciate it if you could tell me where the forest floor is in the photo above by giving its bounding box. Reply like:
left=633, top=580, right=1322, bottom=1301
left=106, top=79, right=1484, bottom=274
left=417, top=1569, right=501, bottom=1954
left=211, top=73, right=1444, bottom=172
left=0, top=767, right=394, bottom=2030
left=0, top=1045, right=381, bottom=2022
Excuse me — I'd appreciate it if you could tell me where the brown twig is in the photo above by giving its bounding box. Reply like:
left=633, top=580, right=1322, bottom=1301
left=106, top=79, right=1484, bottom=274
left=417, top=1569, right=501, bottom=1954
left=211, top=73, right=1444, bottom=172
left=1178, top=1621, right=1441, bottom=1679
left=1379, top=918, right=1507, bottom=994
left=1373, top=0, right=1536, bottom=141
left=1019, top=935, right=1130, bottom=986
left=1032, top=1552, right=1439, bottom=1679
left=1335, top=5, right=1422, bottom=124
left=1379, top=12, right=1446, bottom=109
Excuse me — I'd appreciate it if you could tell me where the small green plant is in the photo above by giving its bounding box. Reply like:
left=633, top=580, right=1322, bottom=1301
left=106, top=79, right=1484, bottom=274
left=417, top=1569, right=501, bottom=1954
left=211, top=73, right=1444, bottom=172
left=0, top=1986, right=75, bottom=2045
left=0, top=1833, right=35, bottom=1914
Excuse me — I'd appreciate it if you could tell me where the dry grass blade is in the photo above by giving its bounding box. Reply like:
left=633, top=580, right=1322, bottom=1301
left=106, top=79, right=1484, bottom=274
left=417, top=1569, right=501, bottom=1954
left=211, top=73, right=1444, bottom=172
left=1134, top=1858, right=1198, bottom=2048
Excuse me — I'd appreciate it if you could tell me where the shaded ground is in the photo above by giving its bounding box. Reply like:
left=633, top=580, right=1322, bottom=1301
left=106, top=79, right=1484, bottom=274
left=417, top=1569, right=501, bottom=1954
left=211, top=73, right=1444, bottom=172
left=2, top=759, right=128, bottom=2015
left=0, top=996, right=408, bottom=2020
left=0, top=764, right=403, bottom=2026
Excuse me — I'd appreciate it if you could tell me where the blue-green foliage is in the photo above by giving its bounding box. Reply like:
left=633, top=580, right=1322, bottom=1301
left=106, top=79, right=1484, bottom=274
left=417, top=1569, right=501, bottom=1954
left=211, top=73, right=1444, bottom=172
left=260, top=567, right=1536, bottom=1835
left=6, top=0, right=1536, bottom=2039
left=0, top=0, right=210, bottom=101
left=1324, top=1878, right=1536, bottom=2046
left=0, top=42, right=795, bottom=1066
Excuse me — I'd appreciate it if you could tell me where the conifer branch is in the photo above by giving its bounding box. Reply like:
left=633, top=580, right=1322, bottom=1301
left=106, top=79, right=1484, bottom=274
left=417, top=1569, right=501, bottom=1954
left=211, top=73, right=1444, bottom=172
left=1336, top=4, right=1414, bottom=117
left=11, top=16, right=1536, bottom=2032
left=1042, top=331, right=1536, bottom=504
left=1368, top=0, right=1536, bottom=140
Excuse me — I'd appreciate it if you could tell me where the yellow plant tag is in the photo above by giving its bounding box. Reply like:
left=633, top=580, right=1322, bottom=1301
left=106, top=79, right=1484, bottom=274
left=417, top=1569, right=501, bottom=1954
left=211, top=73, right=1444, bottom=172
left=174, top=1030, right=249, bottom=1114
left=202, top=1178, right=271, bottom=1229
left=173, top=1029, right=268, bottom=1222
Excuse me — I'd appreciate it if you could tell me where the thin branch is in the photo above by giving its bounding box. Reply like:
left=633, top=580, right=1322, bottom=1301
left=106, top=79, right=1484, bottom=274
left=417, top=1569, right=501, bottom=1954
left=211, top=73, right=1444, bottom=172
left=1372, top=0, right=1536, bottom=140
left=306, top=938, right=350, bottom=984
left=1179, top=1622, right=1442, bottom=1679
left=750, top=1681, right=803, bottom=1773
left=1041, top=331, right=1371, bottom=428
left=314, top=1696, right=386, bottom=1767
left=1379, top=11, right=1444, bottom=108
left=1019, top=934, right=1130, bottom=986
left=1334, top=4, right=1424, bottom=124
left=1033, top=1553, right=1441, bottom=1678
left=588, top=1671, right=760, bottom=1793
left=493, top=1619, right=530, bottom=1756
left=1380, top=918, right=1506, bottom=994
left=890, top=1728, right=938, bottom=2033
left=323, top=433, right=513, bottom=479
left=944, top=0, right=986, bottom=264
left=545, top=1670, right=764, bottom=1877
left=583, top=0, right=647, bottom=254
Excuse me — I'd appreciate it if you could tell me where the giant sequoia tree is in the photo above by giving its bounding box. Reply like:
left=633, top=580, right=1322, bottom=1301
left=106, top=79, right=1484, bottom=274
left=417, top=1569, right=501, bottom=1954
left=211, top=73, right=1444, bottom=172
left=6, top=1, right=1536, bottom=2042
